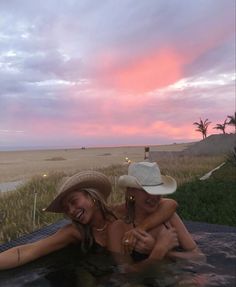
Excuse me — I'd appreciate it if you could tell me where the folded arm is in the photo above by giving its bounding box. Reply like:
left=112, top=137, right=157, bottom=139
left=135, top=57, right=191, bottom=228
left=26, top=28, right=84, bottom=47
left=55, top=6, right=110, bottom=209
left=138, top=198, right=178, bottom=231
left=107, top=220, right=178, bottom=273
left=122, top=198, right=178, bottom=253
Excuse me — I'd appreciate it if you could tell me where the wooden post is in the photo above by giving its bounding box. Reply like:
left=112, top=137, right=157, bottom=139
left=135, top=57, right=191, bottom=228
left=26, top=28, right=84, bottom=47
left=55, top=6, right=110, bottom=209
left=32, top=189, right=37, bottom=231
left=144, top=146, right=150, bottom=159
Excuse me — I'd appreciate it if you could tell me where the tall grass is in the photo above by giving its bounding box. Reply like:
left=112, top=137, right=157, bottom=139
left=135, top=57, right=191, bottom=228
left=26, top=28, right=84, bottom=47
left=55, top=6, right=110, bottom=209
left=0, top=155, right=226, bottom=243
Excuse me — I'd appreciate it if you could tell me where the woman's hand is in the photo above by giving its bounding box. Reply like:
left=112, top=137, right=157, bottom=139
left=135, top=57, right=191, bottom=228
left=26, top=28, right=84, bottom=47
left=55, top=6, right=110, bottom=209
left=132, top=229, right=155, bottom=254
left=122, top=228, right=139, bottom=254
left=158, top=226, right=179, bottom=251
left=150, top=227, right=179, bottom=260
left=122, top=228, right=155, bottom=254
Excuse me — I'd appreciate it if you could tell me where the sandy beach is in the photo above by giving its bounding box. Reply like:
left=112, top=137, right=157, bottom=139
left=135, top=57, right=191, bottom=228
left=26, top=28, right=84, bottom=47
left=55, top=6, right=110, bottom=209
left=0, top=143, right=192, bottom=183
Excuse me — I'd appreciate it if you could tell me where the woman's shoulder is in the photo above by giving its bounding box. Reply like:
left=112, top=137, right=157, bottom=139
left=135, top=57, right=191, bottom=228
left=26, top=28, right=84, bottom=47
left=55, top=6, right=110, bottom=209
left=108, top=218, right=131, bottom=232
left=55, top=223, right=82, bottom=242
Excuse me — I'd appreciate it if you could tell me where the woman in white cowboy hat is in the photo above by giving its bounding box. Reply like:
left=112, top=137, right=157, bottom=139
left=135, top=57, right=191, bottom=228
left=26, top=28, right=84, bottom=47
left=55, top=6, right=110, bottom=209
left=107, top=162, right=204, bottom=272
left=0, top=169, right=177, bottom=270
left=0, top=170, right=117, bottom=270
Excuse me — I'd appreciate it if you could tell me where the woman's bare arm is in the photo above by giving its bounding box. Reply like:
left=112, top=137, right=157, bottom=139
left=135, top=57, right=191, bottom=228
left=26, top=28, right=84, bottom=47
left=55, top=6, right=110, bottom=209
left=122, top=198, right=178, bottom=253
left=107, top=220, right=178, bottom=273
left=168, top=213, right=196, bottom=250
left=167, top=213, right=205, bottom=261
left=0, top=224, right=81, bottom=270
left=138, top=198, right=178, bottom=231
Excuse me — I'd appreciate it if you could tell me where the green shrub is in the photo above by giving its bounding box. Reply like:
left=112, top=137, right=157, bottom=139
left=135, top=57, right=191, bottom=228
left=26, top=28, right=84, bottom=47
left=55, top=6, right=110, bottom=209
left=168, top=162, right=236, bottom=226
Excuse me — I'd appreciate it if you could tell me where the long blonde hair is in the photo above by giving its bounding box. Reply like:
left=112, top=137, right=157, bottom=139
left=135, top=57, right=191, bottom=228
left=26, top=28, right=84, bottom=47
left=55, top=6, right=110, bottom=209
left=72, top=188, right=116, bottom=252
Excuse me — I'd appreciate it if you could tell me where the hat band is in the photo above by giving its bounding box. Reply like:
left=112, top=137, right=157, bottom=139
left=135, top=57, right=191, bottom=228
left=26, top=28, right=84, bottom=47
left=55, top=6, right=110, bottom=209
left=141, top=182, right=163, bottom=187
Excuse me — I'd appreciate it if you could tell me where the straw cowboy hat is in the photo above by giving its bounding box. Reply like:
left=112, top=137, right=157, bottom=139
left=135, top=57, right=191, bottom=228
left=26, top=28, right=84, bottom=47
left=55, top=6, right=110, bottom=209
left=45, top=171, right=112, bottom=213
left=118, top=161, right=177, bottom=195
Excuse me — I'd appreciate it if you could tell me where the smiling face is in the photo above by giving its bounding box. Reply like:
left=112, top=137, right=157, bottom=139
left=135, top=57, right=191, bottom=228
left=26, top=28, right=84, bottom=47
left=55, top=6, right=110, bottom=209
left=127, top=187, right=161, bottom=215
left=62, top=190, right=96, bottom=224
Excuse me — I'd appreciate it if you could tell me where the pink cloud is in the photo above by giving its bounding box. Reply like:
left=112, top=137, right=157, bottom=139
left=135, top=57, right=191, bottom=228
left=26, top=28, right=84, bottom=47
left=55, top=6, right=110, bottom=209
left=115, top=50, right=183, bottom=93
left=88, top=14, right=234, bottom=95
left=93, top=48, right=184, bottom=93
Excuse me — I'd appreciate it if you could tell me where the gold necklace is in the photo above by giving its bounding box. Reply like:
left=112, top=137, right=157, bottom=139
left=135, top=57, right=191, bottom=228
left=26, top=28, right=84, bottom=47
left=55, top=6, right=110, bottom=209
left=93, top=222, right=108, bottom=232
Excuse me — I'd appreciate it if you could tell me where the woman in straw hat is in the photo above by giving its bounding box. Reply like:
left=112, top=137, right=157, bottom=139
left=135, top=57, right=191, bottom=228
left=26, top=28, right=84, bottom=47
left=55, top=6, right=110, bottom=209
left=108, top=162, right=204, bottom=271
left=0, top=171, right=116, bottom=270
left=0, top=169, right=177, bottom=270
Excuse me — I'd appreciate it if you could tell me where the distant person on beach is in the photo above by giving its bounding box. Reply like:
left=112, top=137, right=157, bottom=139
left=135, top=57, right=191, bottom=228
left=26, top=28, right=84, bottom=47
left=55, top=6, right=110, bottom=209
left=0, top=170, right=177, bottom=270
left=108, top=162, right=204, bottom=272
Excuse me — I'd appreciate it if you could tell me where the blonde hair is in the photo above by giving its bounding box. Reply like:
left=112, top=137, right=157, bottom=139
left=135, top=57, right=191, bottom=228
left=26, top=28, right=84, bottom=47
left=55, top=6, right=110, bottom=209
left=72, top=188, right=116, bottom=252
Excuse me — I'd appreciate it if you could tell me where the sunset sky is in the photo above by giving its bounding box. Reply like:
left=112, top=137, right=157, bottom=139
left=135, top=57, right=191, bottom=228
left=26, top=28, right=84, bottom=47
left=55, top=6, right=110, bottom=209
left=0, top=0, right=235, bottom=150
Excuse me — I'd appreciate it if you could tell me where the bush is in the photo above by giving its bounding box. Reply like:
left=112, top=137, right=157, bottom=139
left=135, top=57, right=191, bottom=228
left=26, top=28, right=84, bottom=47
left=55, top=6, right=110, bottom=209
left=168, top=162, right=236, bottom=226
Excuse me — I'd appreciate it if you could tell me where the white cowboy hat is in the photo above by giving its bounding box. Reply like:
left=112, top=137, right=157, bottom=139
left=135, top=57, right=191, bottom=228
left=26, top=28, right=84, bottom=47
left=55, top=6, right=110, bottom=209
left=118, top=161, right=177, bottom=195
left=45, top=171, right=112, bottom=213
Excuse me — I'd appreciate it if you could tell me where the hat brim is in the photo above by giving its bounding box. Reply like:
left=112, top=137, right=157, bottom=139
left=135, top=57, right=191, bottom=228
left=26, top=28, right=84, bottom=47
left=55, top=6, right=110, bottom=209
left=45, top=171, right=112, bottom=213
left=118, top=174, right=176, bottom=195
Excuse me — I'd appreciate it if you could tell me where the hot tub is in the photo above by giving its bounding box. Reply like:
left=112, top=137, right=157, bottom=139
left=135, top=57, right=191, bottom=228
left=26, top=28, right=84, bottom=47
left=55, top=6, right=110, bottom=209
left=0, top=220, right=235, bottom=287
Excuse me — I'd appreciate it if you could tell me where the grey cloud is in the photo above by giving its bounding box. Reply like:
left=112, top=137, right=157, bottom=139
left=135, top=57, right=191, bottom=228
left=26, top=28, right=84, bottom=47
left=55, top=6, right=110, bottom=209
left=0, top=67, right=51, bottom=96
left=184, top=38, right=235, bottom=77
left=0, top=0, right=234, bottom=84
left=23, top=51, right=64, bottom=75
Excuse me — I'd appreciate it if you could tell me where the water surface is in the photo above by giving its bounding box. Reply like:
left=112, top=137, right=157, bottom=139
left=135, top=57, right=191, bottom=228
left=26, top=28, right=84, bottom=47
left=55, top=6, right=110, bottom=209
left=0, top=221, right=235, bottom=286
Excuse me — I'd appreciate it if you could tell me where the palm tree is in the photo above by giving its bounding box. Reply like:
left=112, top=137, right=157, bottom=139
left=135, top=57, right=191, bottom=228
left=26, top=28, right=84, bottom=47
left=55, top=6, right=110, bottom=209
left=213, top=119, right=227, bottom=134
left=227, top=112, right=236, bottom=133
left=193, top=118, right=211, bottom=139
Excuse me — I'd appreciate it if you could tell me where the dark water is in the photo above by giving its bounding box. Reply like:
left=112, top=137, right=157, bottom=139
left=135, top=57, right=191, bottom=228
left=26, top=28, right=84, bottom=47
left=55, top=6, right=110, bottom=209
left=0, top=232, right=236, bottom=287
left=0, top=231, right=235, bottom=287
